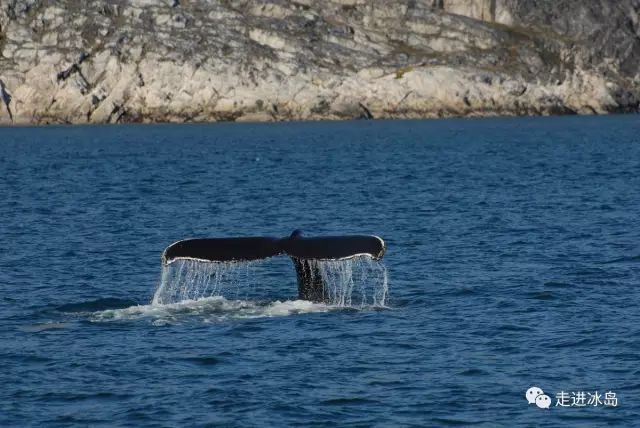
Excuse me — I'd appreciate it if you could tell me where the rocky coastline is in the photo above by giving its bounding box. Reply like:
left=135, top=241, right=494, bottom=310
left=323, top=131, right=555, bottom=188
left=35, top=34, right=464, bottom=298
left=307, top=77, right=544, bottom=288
left=1, top=0, right=639, bottom=125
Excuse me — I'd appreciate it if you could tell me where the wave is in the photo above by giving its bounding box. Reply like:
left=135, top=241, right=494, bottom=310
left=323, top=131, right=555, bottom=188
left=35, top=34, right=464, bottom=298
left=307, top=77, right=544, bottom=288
left=18, top=322, right=69, bottom=333
left=56, top=297, right=139, bottom=313
left=602, top=254, right=640, bottom=264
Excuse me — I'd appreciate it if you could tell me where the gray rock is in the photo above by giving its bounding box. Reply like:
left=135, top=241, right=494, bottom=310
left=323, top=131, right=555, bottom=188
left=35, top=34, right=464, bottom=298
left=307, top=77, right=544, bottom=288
left=0, top=0, right=638, bottom=125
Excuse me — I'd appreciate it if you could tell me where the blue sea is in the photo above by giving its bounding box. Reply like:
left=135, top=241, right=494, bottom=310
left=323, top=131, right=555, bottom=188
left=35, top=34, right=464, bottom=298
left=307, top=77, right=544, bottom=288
left=1, top=115, right=639, bottom=426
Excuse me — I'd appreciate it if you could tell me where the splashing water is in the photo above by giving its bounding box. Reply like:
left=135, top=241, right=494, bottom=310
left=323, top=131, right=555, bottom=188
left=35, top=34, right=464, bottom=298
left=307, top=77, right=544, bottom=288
left=92, top=296, right=330, bottom=324
left=152, top=256, right=388, bottom=307
left=296, top=257, right=388, bottom=306
left=152, top=259, right=265, bottom=305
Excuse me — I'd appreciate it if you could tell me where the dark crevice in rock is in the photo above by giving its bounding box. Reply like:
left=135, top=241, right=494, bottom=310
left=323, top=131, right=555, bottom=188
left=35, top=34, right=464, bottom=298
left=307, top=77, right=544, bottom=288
left=358, top=102, right=374, bottom=119
left=57, top=63, right=90, bottom=90
left=56, top=53, right=92, bottom=93
left=106, top=104, right=126, bottom=123
left=0, top=79, right=13, bottom=121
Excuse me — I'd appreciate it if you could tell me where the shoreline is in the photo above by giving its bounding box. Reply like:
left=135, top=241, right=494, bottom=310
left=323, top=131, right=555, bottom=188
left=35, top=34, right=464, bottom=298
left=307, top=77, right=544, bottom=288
left=2, top=65, right=635, bottom=126
left=1, top=110, right=637, bottom=129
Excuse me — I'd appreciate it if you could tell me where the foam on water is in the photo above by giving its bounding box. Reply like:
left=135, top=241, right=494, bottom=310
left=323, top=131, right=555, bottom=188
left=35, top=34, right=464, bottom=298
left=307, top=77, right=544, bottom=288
left=91, top=296, right=330, bottom=323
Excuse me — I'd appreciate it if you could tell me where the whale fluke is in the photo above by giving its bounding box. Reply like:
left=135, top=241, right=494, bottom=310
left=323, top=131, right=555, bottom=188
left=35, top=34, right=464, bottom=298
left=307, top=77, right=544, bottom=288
left=284, top=234, right=385, bottom=260
left=162, top=237, right=282, bottom=265
left=161, top=230, right=386, bottom=302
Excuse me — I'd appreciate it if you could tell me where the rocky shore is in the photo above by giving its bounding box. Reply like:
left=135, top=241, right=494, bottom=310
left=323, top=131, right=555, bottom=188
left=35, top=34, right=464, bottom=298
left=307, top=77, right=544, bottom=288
left=1, top=0, right=639, bottom=125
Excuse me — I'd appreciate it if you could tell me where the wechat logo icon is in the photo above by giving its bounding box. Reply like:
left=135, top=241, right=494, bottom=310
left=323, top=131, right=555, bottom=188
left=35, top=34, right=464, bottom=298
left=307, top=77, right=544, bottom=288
left=526, top=386, right=551, bottom=409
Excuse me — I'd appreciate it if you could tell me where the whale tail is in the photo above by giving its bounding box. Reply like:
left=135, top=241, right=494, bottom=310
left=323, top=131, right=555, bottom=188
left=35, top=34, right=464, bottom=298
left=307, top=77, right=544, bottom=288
left=162, top=230, right=386, bottom=302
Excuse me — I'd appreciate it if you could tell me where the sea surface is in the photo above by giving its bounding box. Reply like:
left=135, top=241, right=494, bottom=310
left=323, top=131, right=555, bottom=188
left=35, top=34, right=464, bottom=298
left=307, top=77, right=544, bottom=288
left=1, top=115, right=639, bottom=426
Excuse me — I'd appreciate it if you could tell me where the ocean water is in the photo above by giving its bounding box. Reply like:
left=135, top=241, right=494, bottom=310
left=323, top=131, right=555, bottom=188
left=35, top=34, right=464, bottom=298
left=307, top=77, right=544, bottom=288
left=1, top=115, right=639, bottom=426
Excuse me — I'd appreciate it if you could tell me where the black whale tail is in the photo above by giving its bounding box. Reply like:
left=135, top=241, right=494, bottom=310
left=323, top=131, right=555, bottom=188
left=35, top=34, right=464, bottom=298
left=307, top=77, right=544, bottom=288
left=161, top=230, right=386, bottom=302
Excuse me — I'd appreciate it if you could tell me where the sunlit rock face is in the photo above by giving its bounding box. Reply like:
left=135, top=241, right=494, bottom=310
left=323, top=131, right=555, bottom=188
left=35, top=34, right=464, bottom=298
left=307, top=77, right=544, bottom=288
left=0, top=0, right=638, bottom=125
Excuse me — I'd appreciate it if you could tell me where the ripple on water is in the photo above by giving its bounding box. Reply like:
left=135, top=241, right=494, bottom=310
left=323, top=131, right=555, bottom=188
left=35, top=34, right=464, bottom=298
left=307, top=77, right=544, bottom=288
left=56, top=297, right=140, bottom=313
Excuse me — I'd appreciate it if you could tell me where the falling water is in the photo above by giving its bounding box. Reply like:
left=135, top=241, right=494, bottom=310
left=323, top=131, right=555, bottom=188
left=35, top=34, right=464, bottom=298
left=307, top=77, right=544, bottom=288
left=297, top=257, right=389, bottom=306
left=152, top=256, right=388, bottom=307
left=152, top=259, right=263, bottom=305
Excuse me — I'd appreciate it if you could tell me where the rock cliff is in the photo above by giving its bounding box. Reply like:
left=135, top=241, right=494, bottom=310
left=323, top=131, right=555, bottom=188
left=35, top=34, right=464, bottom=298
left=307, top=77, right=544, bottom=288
left=1, top=0, right=639, bottom=124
